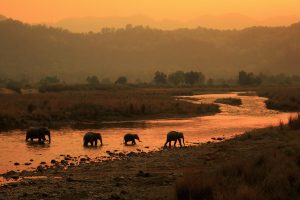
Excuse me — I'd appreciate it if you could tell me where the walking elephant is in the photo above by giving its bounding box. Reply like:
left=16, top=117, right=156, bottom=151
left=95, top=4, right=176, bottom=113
left=26, top=127, right=51, bottom=143
left=164, top=131, right=185, bottom=147
left=83, top=132, right=103, bottom=147
left=124, top=133, right=141, bottom=145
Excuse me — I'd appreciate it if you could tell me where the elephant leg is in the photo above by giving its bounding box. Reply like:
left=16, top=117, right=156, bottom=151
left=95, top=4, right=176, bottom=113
left=31, top=138, right=33, bottom=141
left=179, top=139, right=182, bottom=147
left=169, top=141, right=171, bottom=148
left=174, top=140, right=177, bottom=147
left=95, top=140, right=98, bottom=146
left=164, top=141, right=168, bottom=147
left=84, top=141, right=88, bottom=146
left=38, top=138, right=41, bottom=142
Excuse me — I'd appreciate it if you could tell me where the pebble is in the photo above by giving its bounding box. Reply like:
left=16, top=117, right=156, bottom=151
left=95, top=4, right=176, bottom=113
left=24, top=162, right=31, bottom=166
left=14, top=162, right=20, bottom=166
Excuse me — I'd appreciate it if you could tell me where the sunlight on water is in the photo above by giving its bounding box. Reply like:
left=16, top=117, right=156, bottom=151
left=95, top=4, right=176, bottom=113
left=0, top=93, right=295, bottom=176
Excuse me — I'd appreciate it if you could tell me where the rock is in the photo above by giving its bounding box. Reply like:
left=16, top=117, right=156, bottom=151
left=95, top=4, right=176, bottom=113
left=144, top=146, right=150, bottom=148
left=14, top=162, right=20, bottom=166
left=40, top=161, right=46, bottom=165
left=50, top=160, right=57, bottom=164
left=136, top=170, right=150, bottom=177
left=136, top=149, right=142, bottom=152
left=61, top=160, right=68, bottom=165
left=64, top=157, right=71, bottom=161
left=127, top=152, right=137, bottom=157
left=24, top=162, right=31, bottom=166
left=30, top=159, right=34, bottom=162
left=4, top=170, right=17, bottom=176
left=11, top=175, right=19, bottom=180
left=36, top=165, right=44, bottom=172
left=118, top=153, right=125, bottom=157
left=80, top=158, right=87, bottom=162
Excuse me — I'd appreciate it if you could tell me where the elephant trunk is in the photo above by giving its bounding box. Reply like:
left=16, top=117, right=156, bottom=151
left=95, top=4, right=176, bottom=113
left=99, top=137, right=103, bottom=145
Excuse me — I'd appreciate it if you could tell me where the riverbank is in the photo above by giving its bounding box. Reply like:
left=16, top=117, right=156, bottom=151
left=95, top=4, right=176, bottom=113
left=0, top=88, right=220, bottom=131
left=1, top=116, right=299, bottom=199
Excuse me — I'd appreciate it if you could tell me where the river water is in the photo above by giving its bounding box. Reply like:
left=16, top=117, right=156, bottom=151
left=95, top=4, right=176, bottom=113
left=0, top=92, right=294, bottom=175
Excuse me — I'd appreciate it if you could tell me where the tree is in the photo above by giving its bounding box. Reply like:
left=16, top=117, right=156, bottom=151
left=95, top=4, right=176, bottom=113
left=153, top=71, right=167, bottom=85
left=184, top=71, right=205, bottom=86
left=115, top=76, right=127, bottom=85
left=168, top=71, right=185, bottom=86
left=39, top=76, right=60, bottom=86
left=238, top=71, right=261, bottom=86
left=86, top=76, right=100, bottom=86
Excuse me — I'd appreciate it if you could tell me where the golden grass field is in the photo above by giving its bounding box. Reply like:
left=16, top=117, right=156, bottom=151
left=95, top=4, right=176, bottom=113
left=0, top=88, right=220, bottom=130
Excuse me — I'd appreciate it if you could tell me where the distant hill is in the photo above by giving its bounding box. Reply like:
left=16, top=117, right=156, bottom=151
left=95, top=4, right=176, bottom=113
left=52, top=14, right=300, bottom=33
left=1, top=19, right=300, bottom=82
left=0, top=15, right=6, bottom=21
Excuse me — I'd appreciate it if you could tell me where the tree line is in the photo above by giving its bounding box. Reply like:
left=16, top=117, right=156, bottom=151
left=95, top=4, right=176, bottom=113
left=2, top=70, right=300, bottom=93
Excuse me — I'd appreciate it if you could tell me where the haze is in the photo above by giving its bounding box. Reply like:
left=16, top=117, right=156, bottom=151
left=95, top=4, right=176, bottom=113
left=1, top=0, right=300, bottom=29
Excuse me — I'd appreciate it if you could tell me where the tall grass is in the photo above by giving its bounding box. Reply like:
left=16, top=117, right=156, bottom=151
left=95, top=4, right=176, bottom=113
left=288, top=114, right=300, bottom=130
left=176, top=151, right=300, bottom=200
left=0, top=88, right=220, bottom=130
left=257, top=87, right=300, bottom=111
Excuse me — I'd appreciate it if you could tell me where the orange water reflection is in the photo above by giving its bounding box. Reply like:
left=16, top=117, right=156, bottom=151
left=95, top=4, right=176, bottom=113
left=0, top=93, right=295, bottom=175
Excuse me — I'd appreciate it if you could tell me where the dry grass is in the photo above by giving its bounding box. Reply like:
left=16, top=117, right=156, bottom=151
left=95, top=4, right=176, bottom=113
left=214, top=98, right=242, bottom=106
left=0, top=88, right=220, bottom=130
left=176, top=117, right=300, bottom=200
left=257, top=87, right=300, bottom=111
left=177, top=151, right=300, bottom=200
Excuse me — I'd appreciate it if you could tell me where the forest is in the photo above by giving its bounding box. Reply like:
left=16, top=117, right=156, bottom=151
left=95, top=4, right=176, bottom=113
left=0, top=18, right=300, bottom=82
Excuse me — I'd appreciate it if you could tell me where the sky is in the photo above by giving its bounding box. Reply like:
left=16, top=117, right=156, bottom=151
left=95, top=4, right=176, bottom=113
left=1, top=0, right=300, bottom=23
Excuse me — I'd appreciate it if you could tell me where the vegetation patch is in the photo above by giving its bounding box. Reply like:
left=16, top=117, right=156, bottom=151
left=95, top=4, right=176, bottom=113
left=214, top=98, right=242, bottom=106
left=0, top=88, right=220, bottom=131
left=258, top=88, right=300, bottom=111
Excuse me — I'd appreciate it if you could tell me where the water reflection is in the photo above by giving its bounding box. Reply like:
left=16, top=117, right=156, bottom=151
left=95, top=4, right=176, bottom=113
left=0, top=92, right=295, bottom=176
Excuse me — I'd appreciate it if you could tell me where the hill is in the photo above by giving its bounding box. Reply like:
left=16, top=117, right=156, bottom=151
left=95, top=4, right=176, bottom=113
left=0, top=19, right=300, bottom=82
left=52, top=14, right=300, bottom=33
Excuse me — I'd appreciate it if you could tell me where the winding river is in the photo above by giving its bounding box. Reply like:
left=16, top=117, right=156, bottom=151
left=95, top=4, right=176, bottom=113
left=0, top=92, right=294, bottom=178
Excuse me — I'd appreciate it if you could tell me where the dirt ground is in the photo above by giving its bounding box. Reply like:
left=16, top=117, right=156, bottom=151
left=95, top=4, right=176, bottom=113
left=0, top=126, right=298, bottom=200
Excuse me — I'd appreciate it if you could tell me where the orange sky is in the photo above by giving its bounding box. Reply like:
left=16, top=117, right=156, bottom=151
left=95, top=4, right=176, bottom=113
left=1, top=0, right=300, bottom=23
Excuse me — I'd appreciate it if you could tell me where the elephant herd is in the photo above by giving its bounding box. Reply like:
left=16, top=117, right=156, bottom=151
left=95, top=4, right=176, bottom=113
left=25, top=127, right=185, bottom=148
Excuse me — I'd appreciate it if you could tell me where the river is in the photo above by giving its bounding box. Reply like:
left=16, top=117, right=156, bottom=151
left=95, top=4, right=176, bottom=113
left=0, top=92, right=294, bottom=176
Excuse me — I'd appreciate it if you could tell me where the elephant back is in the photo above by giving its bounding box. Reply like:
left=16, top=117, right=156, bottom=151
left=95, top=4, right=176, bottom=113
left=84, top=132, right=100, bottom=141
left=124, top=133, right=134, bottom=140
left=167, top=131, right=183, bottom=140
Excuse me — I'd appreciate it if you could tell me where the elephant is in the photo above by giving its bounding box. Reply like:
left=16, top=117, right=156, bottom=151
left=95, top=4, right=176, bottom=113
left=26, top=127, right=51, bottom=143
left=124, top=133, right=141, bottom=145
left=83, top=132, right=102, bottom=147
left=164, top=131, right=185, bottom=147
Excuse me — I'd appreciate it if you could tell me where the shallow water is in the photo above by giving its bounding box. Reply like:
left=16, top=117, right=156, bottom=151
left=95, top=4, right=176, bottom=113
left=0, top=92, right=294, bottom=176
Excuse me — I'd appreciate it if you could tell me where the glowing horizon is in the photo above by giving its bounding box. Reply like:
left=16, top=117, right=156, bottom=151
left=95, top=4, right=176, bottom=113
left=1, top=0, right=300, bottom=25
